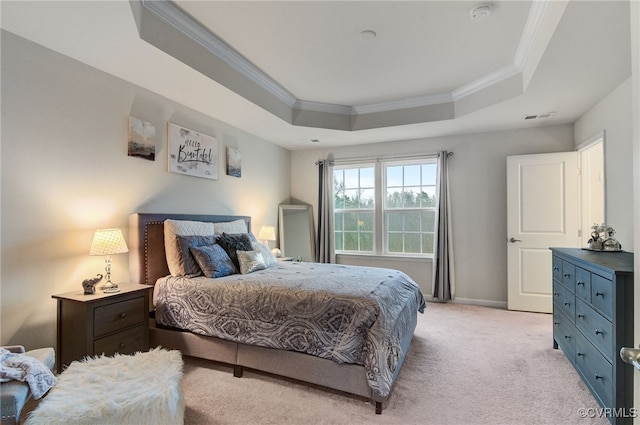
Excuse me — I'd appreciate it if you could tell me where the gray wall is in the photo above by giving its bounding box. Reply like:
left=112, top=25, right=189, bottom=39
left=1, top=32, right=291, bottom=349
left=291, top=125, right=575, bottom=306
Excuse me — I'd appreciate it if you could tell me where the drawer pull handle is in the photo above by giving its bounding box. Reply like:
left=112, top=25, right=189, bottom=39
left=553, top=267, right=559, bottom=271
left=553, top=292, right=559, bottom=297
left=577, top=314, right=584, bottom=319
left=595, top=329, right=603, bottom=336
left=564, top=335, right=571, bottom=339
left=119, top=313, right=126, bottom=319
left=119, top=343, right=125, bottom=349
left=577, top=352, right=584, bottom=357
left=563, top=273, right=571, bottom=278
left=595, top=374, right=603, bottom=381
left=564, top=302, right=570, bottom=307
left=595, top=292, right=604, bottom=297
left=577, top=281, right=584, bottom=286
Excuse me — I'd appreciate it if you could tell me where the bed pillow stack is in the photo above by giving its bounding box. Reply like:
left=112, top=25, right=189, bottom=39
left=164, top=219, right=277, bottom=277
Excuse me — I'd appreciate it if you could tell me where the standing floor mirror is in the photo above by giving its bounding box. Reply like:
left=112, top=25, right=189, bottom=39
left=278, top=204, right=315, bottom=262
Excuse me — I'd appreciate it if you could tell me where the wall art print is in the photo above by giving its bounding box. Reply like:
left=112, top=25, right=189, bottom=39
left=128, top=116, right=156, bottom=161
left=227, top=147, right=242, bottom=178
left=168, top=123, right=219, bottom=180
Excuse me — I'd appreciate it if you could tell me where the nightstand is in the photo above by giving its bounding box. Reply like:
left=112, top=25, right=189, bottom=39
left=52, top=283, right=153, bottom=373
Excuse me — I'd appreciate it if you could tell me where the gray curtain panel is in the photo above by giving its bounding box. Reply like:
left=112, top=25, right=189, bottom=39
left=316, top=159, right=335, bottom=263
left=432, top=151, right=455, bottom=301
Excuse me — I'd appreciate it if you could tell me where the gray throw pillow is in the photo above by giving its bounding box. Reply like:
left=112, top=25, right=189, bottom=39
left=237, top=250, right=267, bottom=274
left=176, top=235, right=218, bottom=276
left=217, top=233, right=254, bottom=270
left=190, top=244, right=238, bottom=278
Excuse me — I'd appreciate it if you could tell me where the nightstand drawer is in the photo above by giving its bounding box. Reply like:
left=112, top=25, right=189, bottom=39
left=94, top=325, right=146, bottom=357
left=575, top=299, right=613, bottom=362
left=575, top=331, right=613, bottom=409
left=591, top=274, right=614, bottom=320
left=94, top=296, right=145, bottom=337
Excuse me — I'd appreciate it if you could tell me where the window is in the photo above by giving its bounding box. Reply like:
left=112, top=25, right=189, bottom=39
left=333, top=158, right=438, bottom=256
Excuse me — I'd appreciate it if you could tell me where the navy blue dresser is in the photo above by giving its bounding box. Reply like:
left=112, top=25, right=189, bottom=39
left=551, top=248, right=634, bottom=424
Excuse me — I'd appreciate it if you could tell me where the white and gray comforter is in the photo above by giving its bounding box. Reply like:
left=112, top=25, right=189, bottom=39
left=154, top=262, right=426, bottom=397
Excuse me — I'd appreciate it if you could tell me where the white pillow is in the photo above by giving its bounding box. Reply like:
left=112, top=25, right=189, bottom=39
left=164, top=219, right=215, bottom=276
left=213, top=219, right=248, bottom=235
left=251, top=241, right=277, bottom=267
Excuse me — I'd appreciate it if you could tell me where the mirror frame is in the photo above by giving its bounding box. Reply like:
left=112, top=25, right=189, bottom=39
left=278, top=204, right=315, bottom=261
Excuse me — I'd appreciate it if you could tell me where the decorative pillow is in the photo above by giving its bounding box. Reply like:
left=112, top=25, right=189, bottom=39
left=190, top=244, right=238, bottom=278
left=164, top=219, right=215, bottom=276
left=213, top=219, right=248, bottom=235
left=237, top=250, right=267, bottom=274
left=217, top=233, right=254, bottom=270
left=251, top=241, right=277, bottom=267
left=176, top=235, right=217, bottom=276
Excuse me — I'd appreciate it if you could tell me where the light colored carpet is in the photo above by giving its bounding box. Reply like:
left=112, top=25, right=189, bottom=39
left=181, top=302, right=609, bottom=425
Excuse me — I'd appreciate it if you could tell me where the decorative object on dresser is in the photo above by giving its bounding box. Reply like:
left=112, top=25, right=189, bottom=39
left=89, top=228, right=129, bottom=293
left=551, top=247, right=634, bottom=424
left=51, top=283, right=153, bottom=373
left=587, top=223, right=622, bottom=251
left=81, top=274, right=103, bottom=295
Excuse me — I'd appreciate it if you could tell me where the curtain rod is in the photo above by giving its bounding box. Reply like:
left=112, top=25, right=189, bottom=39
left=315, top=151, right=453, bottom=166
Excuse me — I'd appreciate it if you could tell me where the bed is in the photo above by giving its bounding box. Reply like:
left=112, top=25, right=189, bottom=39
left=128, top=212, right=425, bottom=413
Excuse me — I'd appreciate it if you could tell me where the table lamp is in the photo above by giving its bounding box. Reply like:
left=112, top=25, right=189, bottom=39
left=258, top=225, right=276, bottom=247
left=90, top=228, right=129, bottom=293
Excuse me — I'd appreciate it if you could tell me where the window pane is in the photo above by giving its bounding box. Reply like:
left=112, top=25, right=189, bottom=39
left=334, top=213, right=343, bottom=231
left=422, top=233, right=434, bottom=254
left=334, top=232, right=343, bottom=250
left=359, top=212, right=373, bottom=231
left=404, top=188, right=420, bottom=207
left=404, top=165, right=421, bottom=186
left=344, top=189, right=359, bottom=208
left=344, top=212, right=358, bottom=231
left=344, top=232, right=358, bottom=250
left=421, top=210, right=435, bottom=229
left=360, top=188, right=375, bottom=208
left=360, top=232, right=373, bottom=251
left=388, top=233, right=403, bottom=253
left=422, top=163, right=437, bottom=185
left=386, top=188, right=402, bottom=208
left=404, top=211, right=421, bottom=231
left=388, top=211, right=403, bottom=231
left=421, top=186, right=436, bottom=207
left=404, top=234, right=421, bottom=253
left=360, top=167, right=375, bottom=188
left=344, top=169, right=359, bottom=189
left=386, top=166, right=403, bottom=186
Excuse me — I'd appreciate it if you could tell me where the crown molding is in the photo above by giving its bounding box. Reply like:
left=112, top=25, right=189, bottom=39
left=137, top=0, right=559, bottom=130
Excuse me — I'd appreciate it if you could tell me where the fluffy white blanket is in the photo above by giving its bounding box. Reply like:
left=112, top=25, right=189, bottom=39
left=0, top=347, right=56, bottom=399
left=25, top=348, right=184, bottom=425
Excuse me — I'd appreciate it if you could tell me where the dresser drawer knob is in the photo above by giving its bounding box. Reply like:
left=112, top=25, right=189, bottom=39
left=119, top=312, right=126, bottom=319
left=563, top=273, right=571, bottom=278
left=553, top=267, right=559, bottom=271
left=577, top=352, right=584, bottom=357
left=564, top=302, right=570, bottom=307
left=553, top=292, right=559, bottom=297
left=564, top=335, right=571, bottom=339
left=554, top=321, right=560, bottom=326
left=577, top=281, right=584, bottom=286
left=595, top=374, right=603, bottom=381
left=119, top=342, right=125, bottom=349
left=595, top=292, right=604, bottom=297
left=595, top=329, right=603, bottom=336
left=577, top=314, right=584, bottom=319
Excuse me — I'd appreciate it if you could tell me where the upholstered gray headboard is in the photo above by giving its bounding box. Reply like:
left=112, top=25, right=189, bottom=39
left=128, top=213, right=251, bottom=285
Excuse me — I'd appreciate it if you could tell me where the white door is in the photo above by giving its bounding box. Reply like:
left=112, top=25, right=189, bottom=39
left=507, top=152, right=579, bottom=313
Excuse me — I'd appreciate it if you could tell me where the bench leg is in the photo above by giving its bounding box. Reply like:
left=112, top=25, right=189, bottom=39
left=233, top=365, right=243, bottom=378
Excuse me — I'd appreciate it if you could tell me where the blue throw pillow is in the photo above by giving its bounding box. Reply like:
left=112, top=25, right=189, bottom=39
left=190, top=244, right=238, bottom=278
left=176, top=235, right=217, bottom=276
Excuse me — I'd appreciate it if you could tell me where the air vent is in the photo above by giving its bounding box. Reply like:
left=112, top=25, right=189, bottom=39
left=523, top=112, right=556, bottom=120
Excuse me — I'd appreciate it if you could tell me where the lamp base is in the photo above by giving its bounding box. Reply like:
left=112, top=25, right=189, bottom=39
left=101, top=282, right=120, bottom=293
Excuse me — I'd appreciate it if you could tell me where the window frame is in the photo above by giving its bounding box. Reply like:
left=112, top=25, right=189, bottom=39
left=332, top=157, right=438, bottom=258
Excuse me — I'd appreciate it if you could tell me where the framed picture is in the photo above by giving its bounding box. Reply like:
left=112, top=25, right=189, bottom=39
left=227, top=147, right=242, bottom=178
left=168, top=123, right=219, bottom=180
left=128, top=116, right=156, bottom=161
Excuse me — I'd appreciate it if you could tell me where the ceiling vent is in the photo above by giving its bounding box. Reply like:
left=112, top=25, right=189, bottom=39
left=523, top=112, right=556, bottom=120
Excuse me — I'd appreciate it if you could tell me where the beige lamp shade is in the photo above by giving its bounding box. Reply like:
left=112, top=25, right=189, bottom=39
left=89, top=229, right=129, bottom=256
left=258, top=225, right=276, bottom=242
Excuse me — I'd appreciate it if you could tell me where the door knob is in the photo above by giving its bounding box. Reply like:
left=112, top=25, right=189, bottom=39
left=509, top=237, right=522, bottom=243
left=620, top=347, right=640, bottom=371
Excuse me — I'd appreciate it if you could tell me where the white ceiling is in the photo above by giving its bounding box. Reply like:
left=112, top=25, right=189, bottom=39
left=0, top=1, right=631, bottom=150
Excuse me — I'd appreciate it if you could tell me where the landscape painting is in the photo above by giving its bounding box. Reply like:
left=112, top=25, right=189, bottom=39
left=227, top=147, right=241, bottom=178
left=128, top=116, right=156, bottom=161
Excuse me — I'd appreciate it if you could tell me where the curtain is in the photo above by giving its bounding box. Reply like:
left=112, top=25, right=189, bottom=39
left=432, top=151, right=455, bottom=301
left=316, top=159, right=335, bottom=263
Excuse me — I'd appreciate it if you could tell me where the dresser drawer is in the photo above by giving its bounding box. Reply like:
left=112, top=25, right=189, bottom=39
left=591, top=274, right=614, bottom=319
left=561, top=260, right=576, bottom=292
left=553, top=281, right=575, bottom=322
left=574, top=267, right=591, bottom=302
left=575, top=331, right=613, bottom=409
left=552, top=256, right=563, bottom=283
left=94, top=296, right=145, bottom=337
left=553, top=309, right=576, bottom=360
left=94, top=325, right=146, bottom=357
left=575, top=299, right=613, bottom=362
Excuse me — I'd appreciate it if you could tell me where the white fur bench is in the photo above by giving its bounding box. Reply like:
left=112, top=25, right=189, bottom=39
left=25, top=348, right=184, bottom=425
